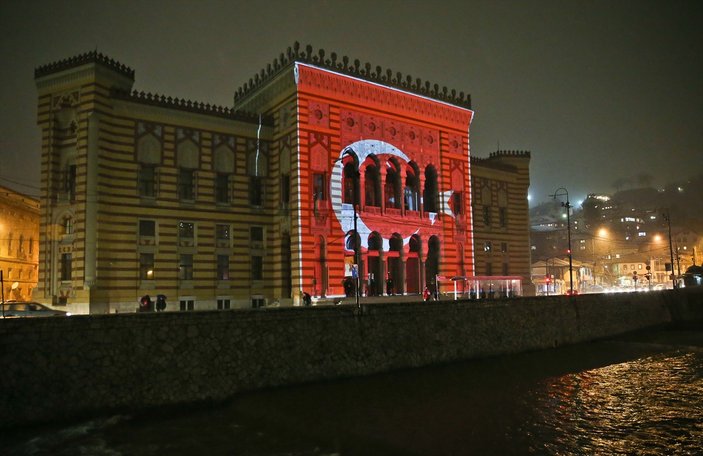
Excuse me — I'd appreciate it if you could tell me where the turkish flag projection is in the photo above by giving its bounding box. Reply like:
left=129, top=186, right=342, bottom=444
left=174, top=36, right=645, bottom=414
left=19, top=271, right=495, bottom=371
left=295, top=63, right=474, bottom=296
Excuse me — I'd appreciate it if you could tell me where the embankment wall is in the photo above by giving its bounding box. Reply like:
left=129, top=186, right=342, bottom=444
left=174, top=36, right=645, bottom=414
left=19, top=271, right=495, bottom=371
left=1, top=288, right=702, bottom=428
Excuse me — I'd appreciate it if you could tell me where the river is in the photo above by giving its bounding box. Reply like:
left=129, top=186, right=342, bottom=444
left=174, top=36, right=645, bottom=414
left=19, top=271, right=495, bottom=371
left=2, top=323, right=702, bottom=455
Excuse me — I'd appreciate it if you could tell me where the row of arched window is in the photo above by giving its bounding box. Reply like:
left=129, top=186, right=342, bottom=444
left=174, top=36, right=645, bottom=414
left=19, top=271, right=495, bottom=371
left=341, top=155, right=440, bottom=214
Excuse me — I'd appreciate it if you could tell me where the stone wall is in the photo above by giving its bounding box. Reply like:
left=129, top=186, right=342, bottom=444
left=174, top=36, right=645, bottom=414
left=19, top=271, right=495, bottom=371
left=1, top=289, right=701, bottom=429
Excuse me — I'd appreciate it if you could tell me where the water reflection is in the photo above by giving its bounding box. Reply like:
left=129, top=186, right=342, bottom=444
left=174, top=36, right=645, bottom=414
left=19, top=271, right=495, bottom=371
left=1, top=326, right=701, bottom=455
left=531, top=352, right=703, bottom=455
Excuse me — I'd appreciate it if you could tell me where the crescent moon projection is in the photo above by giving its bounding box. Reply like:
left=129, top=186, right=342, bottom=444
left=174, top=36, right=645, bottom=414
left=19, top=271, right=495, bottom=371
left=330, top=139, right=440, bottom=250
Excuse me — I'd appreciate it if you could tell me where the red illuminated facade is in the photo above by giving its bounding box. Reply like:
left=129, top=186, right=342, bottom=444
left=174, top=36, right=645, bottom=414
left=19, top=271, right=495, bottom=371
left=293, top=64, right=473, bottom=296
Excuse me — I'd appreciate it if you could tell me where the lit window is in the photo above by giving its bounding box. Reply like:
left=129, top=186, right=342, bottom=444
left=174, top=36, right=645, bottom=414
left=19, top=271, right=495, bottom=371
left=140, top=253, right=154, bottom=280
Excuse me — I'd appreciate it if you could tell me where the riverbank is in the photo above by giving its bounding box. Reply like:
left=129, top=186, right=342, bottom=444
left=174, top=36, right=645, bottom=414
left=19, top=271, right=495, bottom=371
left=1, top=288, right=701, bottom=429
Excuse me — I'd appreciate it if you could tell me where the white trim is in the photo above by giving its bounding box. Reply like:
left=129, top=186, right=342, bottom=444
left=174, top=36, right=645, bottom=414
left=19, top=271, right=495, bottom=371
left=294, top=87, right=304, bottom=297
left=467, top=118, right=476, bottom=276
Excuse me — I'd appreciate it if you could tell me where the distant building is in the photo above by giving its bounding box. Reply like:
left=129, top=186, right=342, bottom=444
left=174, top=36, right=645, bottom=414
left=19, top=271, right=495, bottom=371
left=0, top=185, right=39, bottom=301
left=470, top=152, right=531, bottom=285
left=33, top=45, right=532, bottom=314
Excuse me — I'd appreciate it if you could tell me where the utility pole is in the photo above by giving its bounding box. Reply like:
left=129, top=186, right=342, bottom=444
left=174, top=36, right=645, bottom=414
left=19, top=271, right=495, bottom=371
left=552, top=188, right=573, bottom=295
left=663, top=210, right=676, bottom=289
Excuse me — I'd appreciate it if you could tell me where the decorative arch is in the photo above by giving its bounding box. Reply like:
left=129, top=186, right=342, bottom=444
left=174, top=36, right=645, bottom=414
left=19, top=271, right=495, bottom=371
left=213, top=145, right=235, bottom=174
left=137, top=135, right=161, bottom=164
left=177, top=141, right=198, bottom=169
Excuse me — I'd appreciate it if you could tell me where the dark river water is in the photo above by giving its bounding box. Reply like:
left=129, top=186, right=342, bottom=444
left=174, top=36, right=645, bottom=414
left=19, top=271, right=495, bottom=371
left=2, top=323, right=702, bottom=455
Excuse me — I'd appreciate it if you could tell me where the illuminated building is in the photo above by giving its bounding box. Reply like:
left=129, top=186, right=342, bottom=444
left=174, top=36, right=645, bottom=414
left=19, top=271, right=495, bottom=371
left=0, top=185, right=39, bottom=301
left=33, top=44, right=531, bottom=313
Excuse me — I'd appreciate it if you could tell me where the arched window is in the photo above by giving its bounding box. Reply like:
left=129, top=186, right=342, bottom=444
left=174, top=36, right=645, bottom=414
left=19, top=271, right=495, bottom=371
left=213, top=136, right=235, bottom=204
left=345, top=231, right=360, bottom=252
left=407, top=234, right=422, bottom=294
left=368, top=232, right=383, bottom=251
left=404, top=162, right=420, bottom=211
left=385, top=159, right=402, bottom=209
left=364, top=161, right=381, bottom=207
left=424, top=165, right=438, bottom=213
left=426, top=235, right=441, bottom=292
left=343, top=161, right=359, bottom=205
left=176, top=129, right=200, bottom=201
left=63, top=216, right=73, bottom=235
left=451, top=192, right=463, bottom=215
left=410, top=235, right=422, bottom=255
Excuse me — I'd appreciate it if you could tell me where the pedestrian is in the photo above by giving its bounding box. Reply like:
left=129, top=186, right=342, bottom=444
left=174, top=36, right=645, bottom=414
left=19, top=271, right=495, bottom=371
left=423, top=286, right=431, bottom=302
left=386, top=275, right=394, bottom=296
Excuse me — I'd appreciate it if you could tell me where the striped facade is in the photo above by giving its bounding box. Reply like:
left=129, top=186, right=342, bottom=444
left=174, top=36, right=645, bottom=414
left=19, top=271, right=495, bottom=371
left=471, top=152, right=532, bottom=284
left=33, top=46, right=530, bottom=314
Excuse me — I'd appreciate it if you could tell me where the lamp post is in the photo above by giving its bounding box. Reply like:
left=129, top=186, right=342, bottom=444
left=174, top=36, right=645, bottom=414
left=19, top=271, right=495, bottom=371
left=552, top=188, right=573, bottom=295
left=663, top=210, right=676, bottom=289
left=339, top=149, right=361, bottom=309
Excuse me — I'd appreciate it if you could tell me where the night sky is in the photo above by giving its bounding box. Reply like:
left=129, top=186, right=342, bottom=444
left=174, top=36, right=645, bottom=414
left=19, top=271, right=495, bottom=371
left=1, top=0, right=701, bottom=205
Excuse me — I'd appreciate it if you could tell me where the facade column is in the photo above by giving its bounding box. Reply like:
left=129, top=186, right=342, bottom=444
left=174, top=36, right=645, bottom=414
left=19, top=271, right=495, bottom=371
left=399, top=167, right=407, bottom=216
left=380, top=249, right=386, bottom=295
left=358, top=164, right=366, bottom=210
left=419, top=173, right=426, bottom=218
left=380, top=166, right=388, bottom=214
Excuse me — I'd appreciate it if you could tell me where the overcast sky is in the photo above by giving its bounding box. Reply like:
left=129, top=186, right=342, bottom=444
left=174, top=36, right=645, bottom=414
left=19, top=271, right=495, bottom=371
left=1, top=0, right=701, bottom=205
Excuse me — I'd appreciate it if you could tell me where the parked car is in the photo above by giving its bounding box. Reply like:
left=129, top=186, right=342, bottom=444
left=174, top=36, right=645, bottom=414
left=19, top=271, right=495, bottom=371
left=1, top=302, right=70, bottom=318
left=682, top=266, right=703, bottom=288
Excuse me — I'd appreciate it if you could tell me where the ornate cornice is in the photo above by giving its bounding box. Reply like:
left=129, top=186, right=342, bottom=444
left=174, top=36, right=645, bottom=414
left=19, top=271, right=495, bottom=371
left=35, top=51, right=134, bottom=80
left=111, top=89, right=273, bottom=125
left=234, top=42, right=472, bottom=110
left=489, top=150, right=531, bottom=159
left=471, top=150, right=531, bottom=172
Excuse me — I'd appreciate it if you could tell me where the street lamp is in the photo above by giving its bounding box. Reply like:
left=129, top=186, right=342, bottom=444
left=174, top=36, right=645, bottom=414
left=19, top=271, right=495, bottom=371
left=339, top=149, right=361, bottom=309
left=662, top=210, right=676, bottom=289
left=552, top=188, right=573, bottom=295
